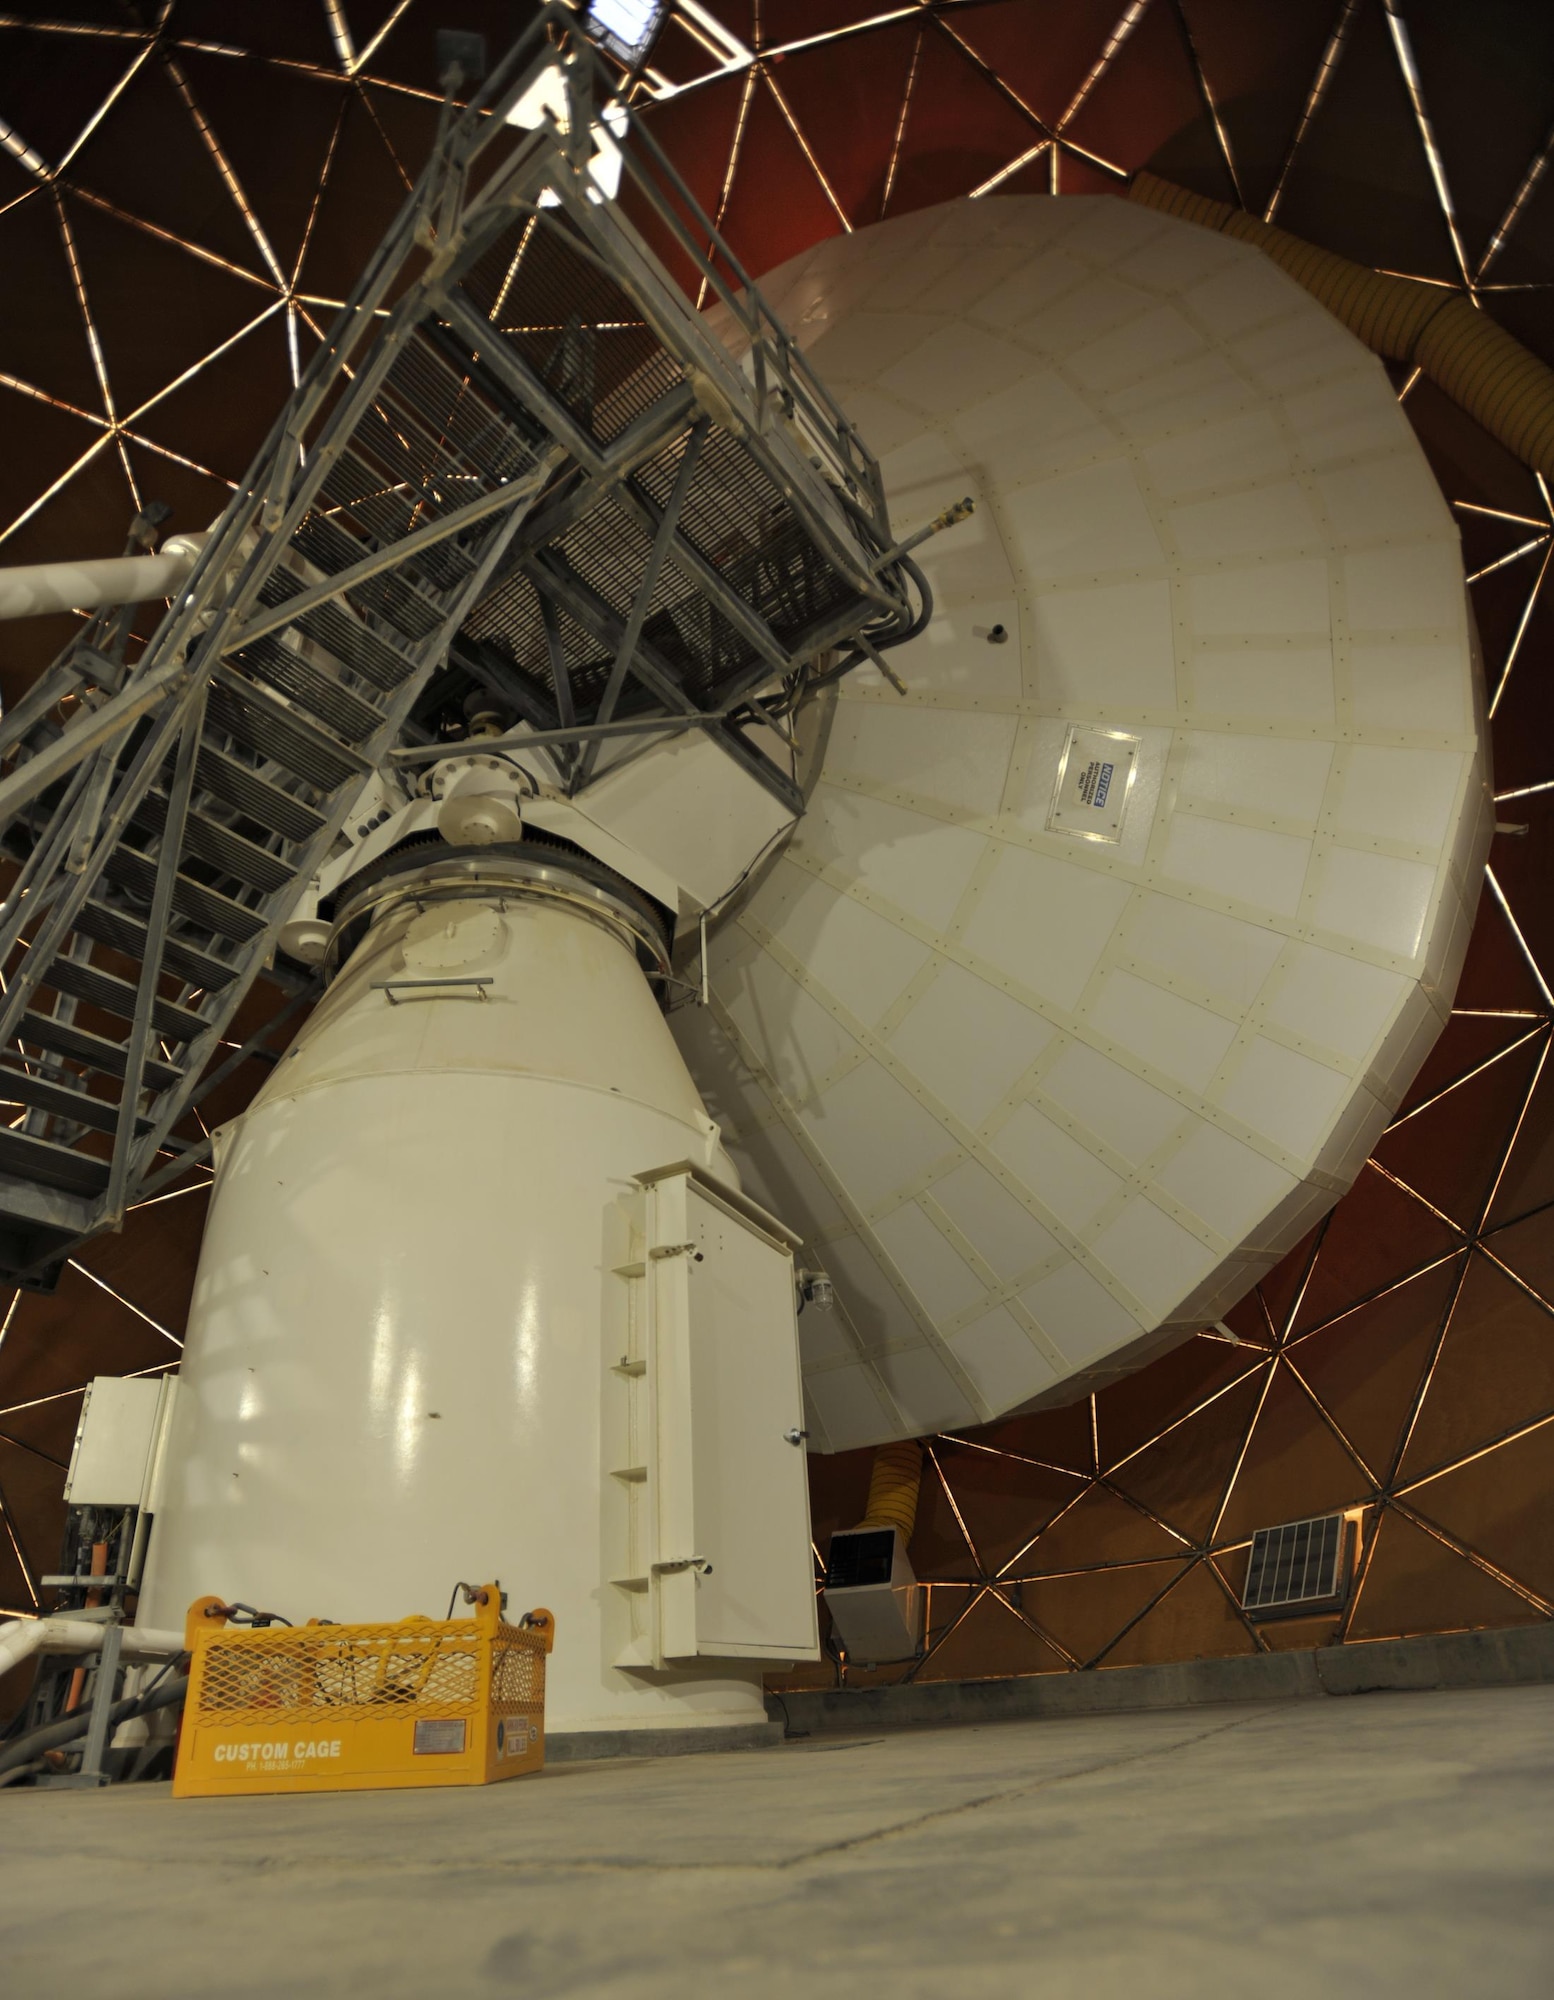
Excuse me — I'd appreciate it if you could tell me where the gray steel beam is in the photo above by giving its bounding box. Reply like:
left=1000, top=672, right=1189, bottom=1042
left=125, top=447, right=566, bottom=1187
left=0, top=651, right=192, bottom=826
left=393, top=705, right=737, bottom=765
left=220, top=464, right=561, bottom=657
left=106, top=693, right=206, bottom=1222
left=576, top=416, right=710, bottom=788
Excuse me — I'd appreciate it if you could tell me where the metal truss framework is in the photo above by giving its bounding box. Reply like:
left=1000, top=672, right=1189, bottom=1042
left=0, top=5, right=911, bottom=1285
left=0, top=2, right=1551, bottom=1669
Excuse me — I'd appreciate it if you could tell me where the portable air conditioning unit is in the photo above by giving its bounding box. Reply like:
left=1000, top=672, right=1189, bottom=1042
left=822, top=1527, right=922, bottom=1665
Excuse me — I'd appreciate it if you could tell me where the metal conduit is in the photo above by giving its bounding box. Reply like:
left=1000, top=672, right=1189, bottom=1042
left=1127, top=172, right=1554, bottom=479
left=0, top=536, right=207, bottom=623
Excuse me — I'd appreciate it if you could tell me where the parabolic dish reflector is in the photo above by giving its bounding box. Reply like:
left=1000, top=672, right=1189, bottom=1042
left=673, top=195, right=1491, bottom=1453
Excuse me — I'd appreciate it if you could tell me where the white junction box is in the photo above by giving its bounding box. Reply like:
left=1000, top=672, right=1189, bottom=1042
left=605, top=1163, right=820, bottom=1672
left=65, top=1374, right=179, bottom=1510
left=822, top=1525, right=922, bottom=1665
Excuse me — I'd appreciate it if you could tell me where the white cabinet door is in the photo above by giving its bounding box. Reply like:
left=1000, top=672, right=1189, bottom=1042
left=648, top=1169, right=819, bottom=1663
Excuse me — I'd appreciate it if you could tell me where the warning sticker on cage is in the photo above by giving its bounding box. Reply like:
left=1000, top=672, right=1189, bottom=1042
left=413, top=1718, right=467, bottom=1755
left=1047, top=727, right=1139, bottom=843
left=497, top=1719, right=539, bottom=1761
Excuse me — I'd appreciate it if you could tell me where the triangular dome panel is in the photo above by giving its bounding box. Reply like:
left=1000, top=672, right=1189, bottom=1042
left=1392, top=1017, right=1546, bottom=1128
left=170, top=50, right=351, bottom=284
left=1069, top=0, right=1231, bottom=197
left=68, top=53, right=275, bottom=281
left=768, top=25, right=922, bottom=227
left=1396, top=1248, right=1554, bottom=1485
left=1404, top=1420, right=1554, bottom=1607
left=1100, top=1555, right=1258, bottom=1667
left=716, top=73, right=844, bottom=276
left=1371, top=1042, right=1541, bottom=1234
left=1273, top=0, right=1463, bottom=283
left=917, top=1585, right=1070, bottom=1680
left=1025, top=1556, right=1190, bottom=1666
left=934, top=1440, right=1087, bottom=1575
left=1288, top=1255, right=1464, bottom=1486
left=1098, top=1332, right=1262, bottom=1471
left=1215, top=1358, right=1373, bottom=1546
left=1292, top=1166, right=1463, bottom=1332
left=953, top=0, right=1148, bottom=133
left=0, top=191, right=108, bottom=416
left=1347, top=1506, right=1542, bottom=1640
left=1110, top=1367, right=1268, bottom=1545
left=1165, top=0, right=1337, bottom=220
left=1009, top=1479, right=1183, bottom=1577
left=881, top=30, right=1042, bottom=217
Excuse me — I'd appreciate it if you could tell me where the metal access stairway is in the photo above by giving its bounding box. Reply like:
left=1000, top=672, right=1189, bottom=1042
left=0, top=9, right=912, bottom=1283
left=0, top=431, right=561, bottom=1281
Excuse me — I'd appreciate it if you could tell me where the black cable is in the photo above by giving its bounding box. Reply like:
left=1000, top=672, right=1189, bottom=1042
left=130, top=1654, right=180, bottom=1705
left=0, top=1667, right=189, bottom=1782
left=703, top=817, right=796, bottom=924
left=768, top=1690, right=808, bottom=1741
left=892, top=551, right=935, bottom=647
left=796, top=553, right=934, bottom=701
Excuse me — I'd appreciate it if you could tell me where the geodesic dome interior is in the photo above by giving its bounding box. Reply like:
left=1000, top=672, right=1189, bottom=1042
left=1, top=0, right=1553, bottom=1685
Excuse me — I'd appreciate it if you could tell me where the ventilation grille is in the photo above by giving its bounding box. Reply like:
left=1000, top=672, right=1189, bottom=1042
left=825, top=1528, right=896, bottom=1591
left=1242, top=1513, right=1353, bottom=1617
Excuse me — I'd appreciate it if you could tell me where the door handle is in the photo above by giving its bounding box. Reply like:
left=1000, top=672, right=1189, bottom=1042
left=784, top=1428, right=808, bottom=1446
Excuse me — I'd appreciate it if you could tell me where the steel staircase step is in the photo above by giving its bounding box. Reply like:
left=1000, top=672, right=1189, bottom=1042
left=295, top=595, right=422, bottom=693
left=77, top=900, right=238, bottom=993
left=292, top=514, right=452, bottom=641
left=135, top=789, right=296, bottom=894
left=207, top=679, right=368, bottom=793
left=0, top=1064, right=152, bottom=1138
left=312, top=503, right=474, bottom=601
left=102, top=848, right=267, bottom=944
left=230, top=635, right=387, bottom=744
left=20, top=1011, right=181, bottom=1091
left=262, top=557, right=428, bottom=691
left=44, top=956, right=208, bottom=1042
left=194, top=745, right=325, bottom=844
left=0, top=1124, right=110, bottom=1198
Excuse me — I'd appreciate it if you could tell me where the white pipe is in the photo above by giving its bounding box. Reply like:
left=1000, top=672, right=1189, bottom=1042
left=0, top=1616, right=186, bottom=1678
left=0, top=533, right=206, bottom=622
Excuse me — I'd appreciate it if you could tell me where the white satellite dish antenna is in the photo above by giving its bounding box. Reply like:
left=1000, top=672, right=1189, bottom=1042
left=0, top=60, right=1486, bottom=1755
left=676, top=194, right=1490, bottom=1454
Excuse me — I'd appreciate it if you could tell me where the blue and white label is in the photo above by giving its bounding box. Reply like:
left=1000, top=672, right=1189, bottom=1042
left=1049, top=728, right=1138, bottom=843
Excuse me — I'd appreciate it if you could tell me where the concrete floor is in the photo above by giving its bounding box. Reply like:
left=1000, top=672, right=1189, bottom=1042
left=3, top=1685, right=1552, bottom=1997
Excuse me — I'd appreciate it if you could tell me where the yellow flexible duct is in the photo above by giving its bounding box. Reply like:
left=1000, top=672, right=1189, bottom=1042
left=858, top=1440, right=923, bottom=1540
left=1127, top=172, right=1554, bottom=478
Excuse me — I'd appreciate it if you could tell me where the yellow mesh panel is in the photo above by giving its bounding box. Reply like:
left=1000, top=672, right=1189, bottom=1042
left=490, top=1639, right=545, bottom=1712
left=192, top=1619, right=545, bottom=1727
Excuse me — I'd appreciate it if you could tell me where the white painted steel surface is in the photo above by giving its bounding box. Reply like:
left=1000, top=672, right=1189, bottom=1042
left=0, top=535, right=204, bottom=620
left=0, top=1617, right=186, bottom=1679
left=664, top=1178, right=816, bottom=1660
left=136, top=892, right=777, bottom=1737
left=64, top=1376, right=163, bottom=1506
left=675, top=196, right=1492, bottom=1452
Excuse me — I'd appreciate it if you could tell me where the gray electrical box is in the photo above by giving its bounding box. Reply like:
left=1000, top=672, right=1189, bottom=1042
left=64, top=1376, right=178, bottom=1509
